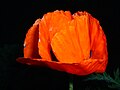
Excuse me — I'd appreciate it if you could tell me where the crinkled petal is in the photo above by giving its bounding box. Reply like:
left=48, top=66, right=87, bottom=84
left=23, top=19, right=41, bottom=58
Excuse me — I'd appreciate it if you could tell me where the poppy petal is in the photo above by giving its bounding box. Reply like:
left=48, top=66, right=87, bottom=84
left=88, top=14, right=108, bottom=72
left=73, top=12, right=91, bottom=60
left=38, top=10, right=72, bottom=61
left=51, top=19, right=84, bottom=63
left=24, top=19, right=40, bottom=58
left=38, top=15, right=52, bottom=61
left=48, top=10, right=72, bottom=41
left=17, top=57, right=106, bottom=75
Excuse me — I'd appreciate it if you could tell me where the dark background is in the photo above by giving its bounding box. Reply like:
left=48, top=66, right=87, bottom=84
left=0, top=0, right=120, bottom=90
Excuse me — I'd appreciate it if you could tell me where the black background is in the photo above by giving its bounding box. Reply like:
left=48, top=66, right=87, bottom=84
left=0, top=0, right=120, bottom=90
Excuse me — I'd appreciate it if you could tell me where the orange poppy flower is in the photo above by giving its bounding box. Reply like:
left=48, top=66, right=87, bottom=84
left=17, top=10, right=108, bottom=75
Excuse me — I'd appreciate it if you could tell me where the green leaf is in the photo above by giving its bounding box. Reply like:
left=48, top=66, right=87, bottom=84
left=84, top=68, right=120, bottom=89
left=114, top=68, right=120, bottom=82
left=108, top=84, right=120, bottom=89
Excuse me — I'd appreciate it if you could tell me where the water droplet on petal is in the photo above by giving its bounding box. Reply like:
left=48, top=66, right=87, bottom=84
left=23, top=43, right=26, bottom=48
left=39, top=38, right=41, bottom=42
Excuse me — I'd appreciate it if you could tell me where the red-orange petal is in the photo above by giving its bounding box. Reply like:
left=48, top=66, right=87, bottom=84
left=23, top=19, right=40, bottom=59
left=17, top=57, right=107, bottom=75
left=88, top=13, right=108, bottom=72
left=38, top=10, right=72, bottom=61
left=38, top=15, right=52, bottom=61
left=51, top=19, right=84, bottom=63
left=73, top=12, right=91, bottom=60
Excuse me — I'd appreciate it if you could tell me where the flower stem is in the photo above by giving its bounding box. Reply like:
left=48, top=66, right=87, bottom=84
left=69, top=75, right=74, bottom=90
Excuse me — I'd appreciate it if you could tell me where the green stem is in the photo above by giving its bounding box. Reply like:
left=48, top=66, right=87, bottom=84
left=69, top=75, right=73, bottom=90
